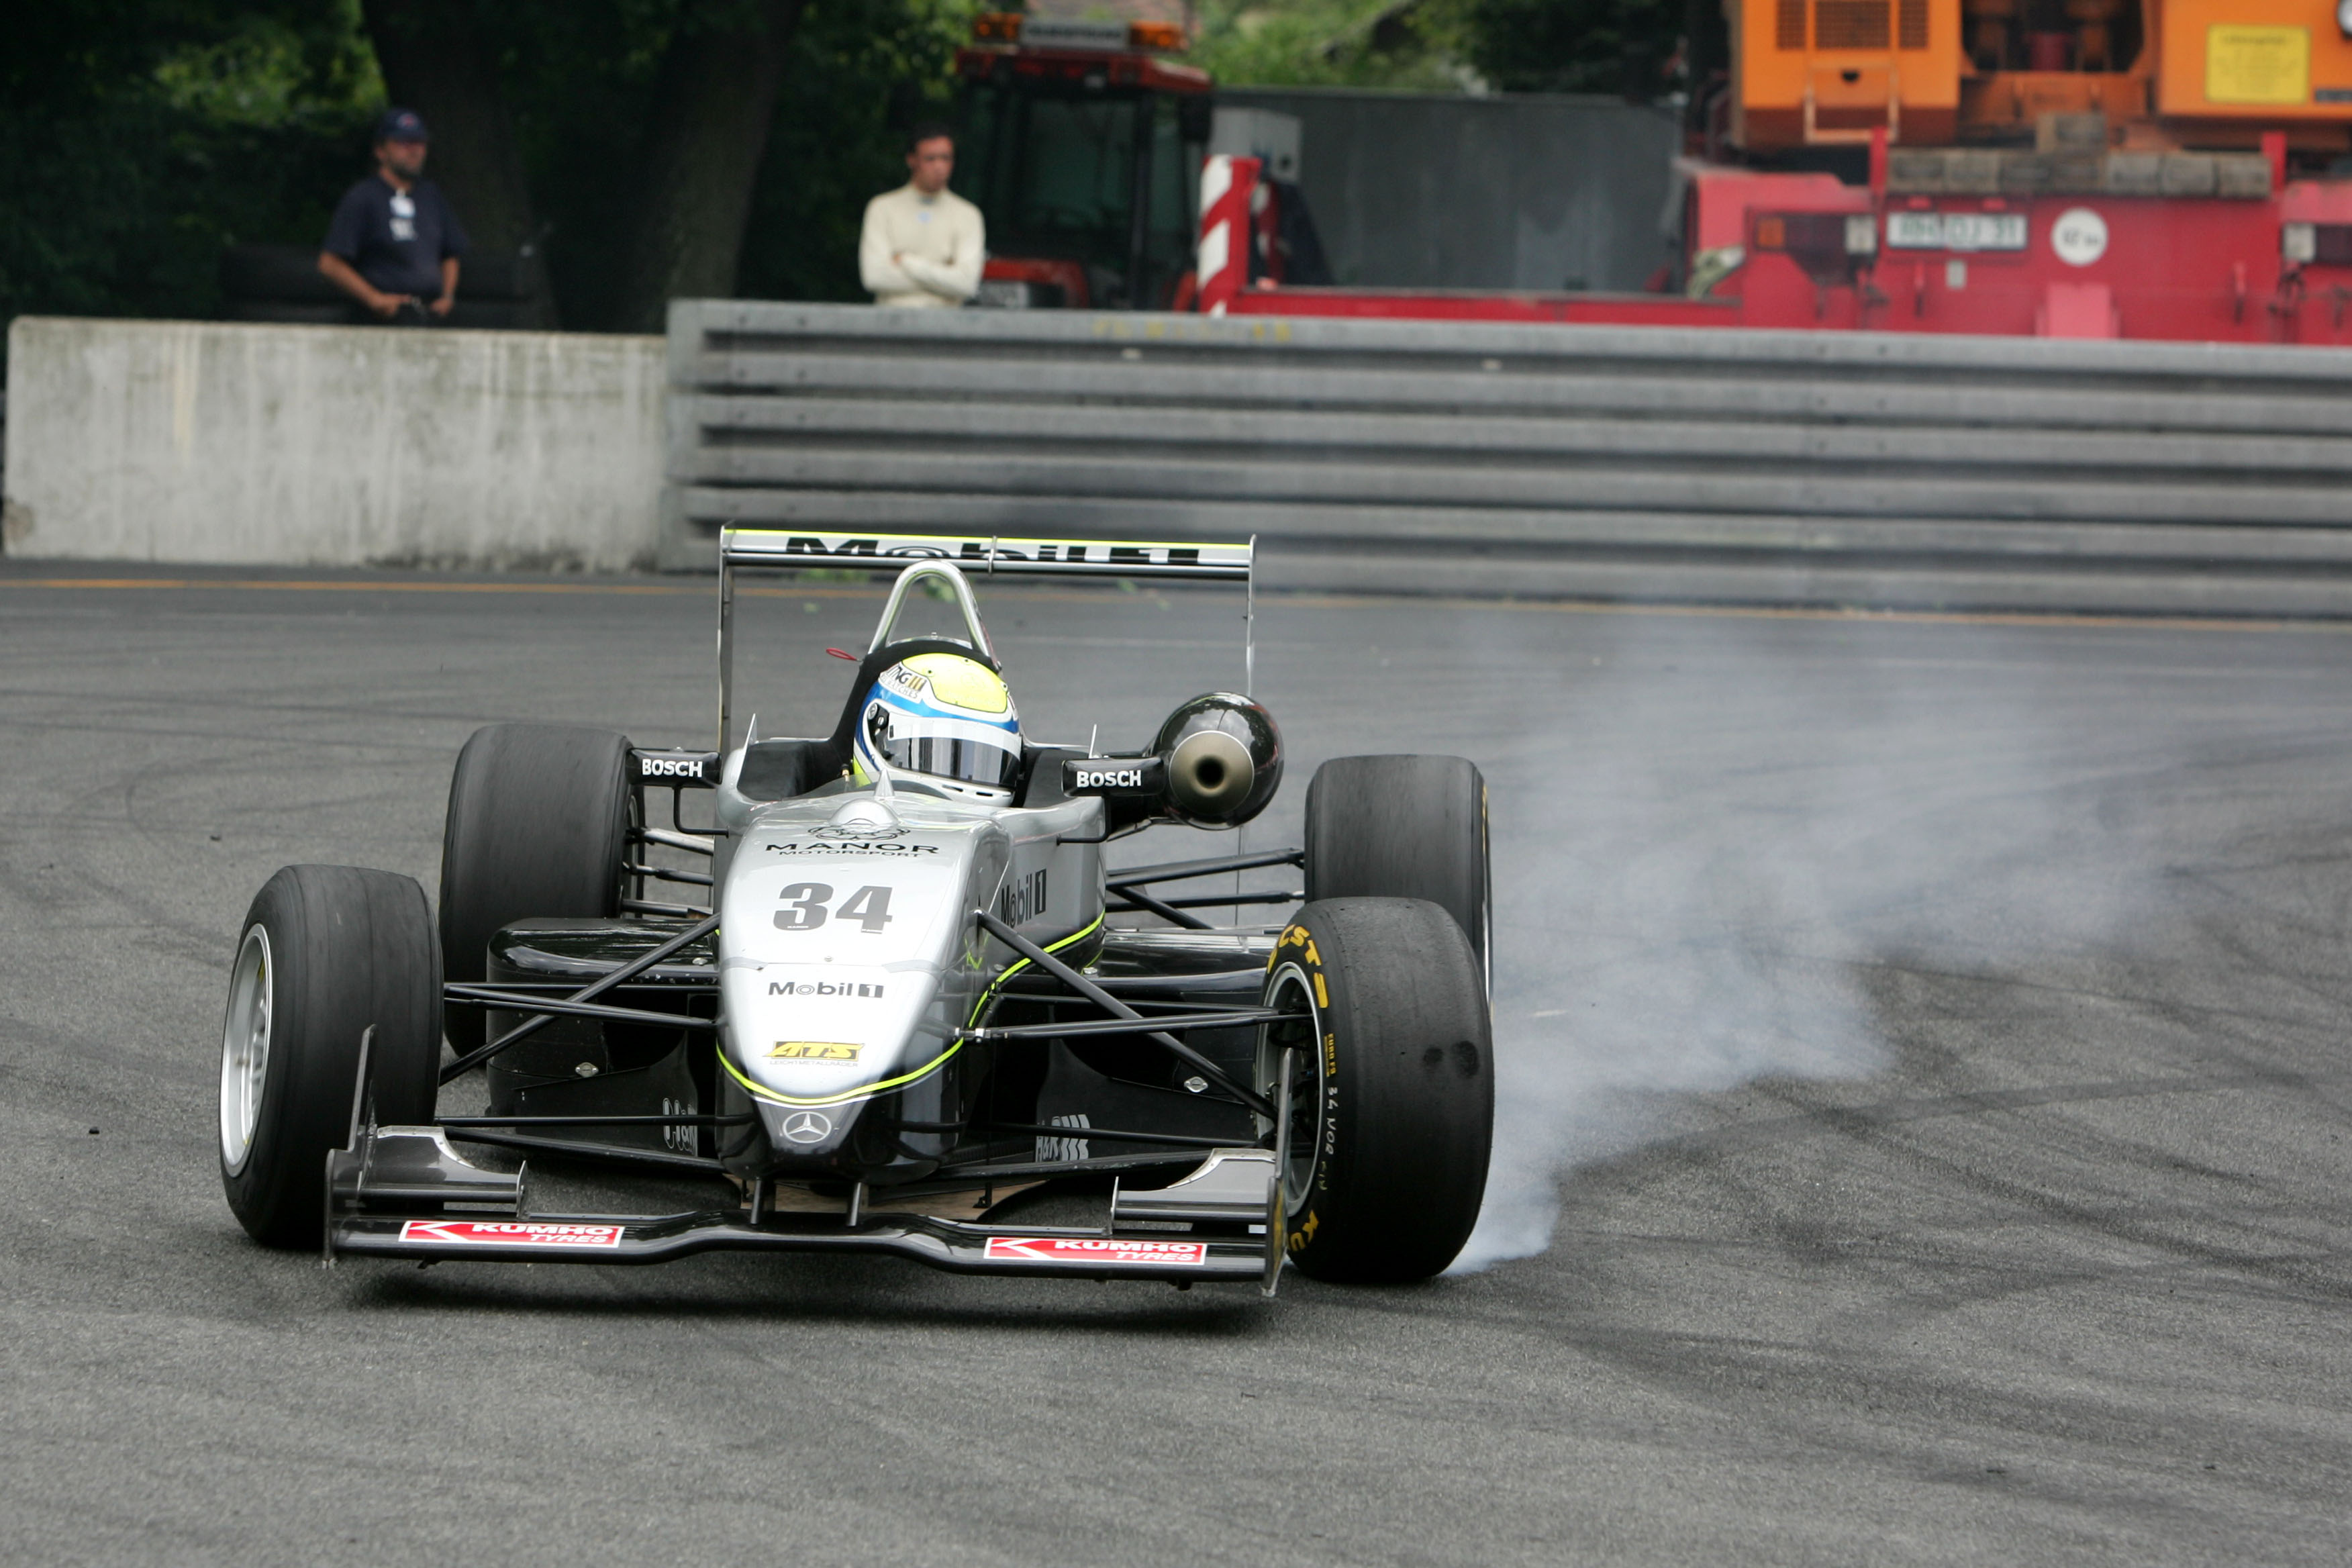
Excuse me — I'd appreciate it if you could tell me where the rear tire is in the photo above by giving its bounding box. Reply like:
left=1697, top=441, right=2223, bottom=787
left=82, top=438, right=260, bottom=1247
left=1305, top=754, right=1490, bottom=986
left=219, top=865, right=442, bottom=1247
left=1259, top=897, right=1492, bottom=1283
left=438, top=724, right=633, bottom=1051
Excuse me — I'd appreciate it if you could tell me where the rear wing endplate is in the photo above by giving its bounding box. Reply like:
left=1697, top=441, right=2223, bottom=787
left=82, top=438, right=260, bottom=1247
left=720, top=529, right=1251, bottom=583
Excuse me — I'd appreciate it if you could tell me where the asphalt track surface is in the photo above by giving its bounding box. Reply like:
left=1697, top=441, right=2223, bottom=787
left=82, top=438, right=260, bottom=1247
left=3, top=563, right=2351, bottom=1565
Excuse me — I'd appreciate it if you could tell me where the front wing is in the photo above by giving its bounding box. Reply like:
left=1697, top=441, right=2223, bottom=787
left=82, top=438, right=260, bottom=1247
left=332, top=1209, right=1273, bottom=1284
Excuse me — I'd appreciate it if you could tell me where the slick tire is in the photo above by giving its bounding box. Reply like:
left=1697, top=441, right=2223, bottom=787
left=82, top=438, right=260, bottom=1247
left=438, top=724, right=633, bottom=1052
left=219, top=865, right=442, bottom=1248
left=1304, top=754, right=1490, bottom=987
left=1260, top=897, right=1492, bottom=1283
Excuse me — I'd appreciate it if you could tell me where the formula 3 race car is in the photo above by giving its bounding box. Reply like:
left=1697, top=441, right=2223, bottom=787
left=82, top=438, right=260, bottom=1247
left=216, top=532, right=1491, bottom=1293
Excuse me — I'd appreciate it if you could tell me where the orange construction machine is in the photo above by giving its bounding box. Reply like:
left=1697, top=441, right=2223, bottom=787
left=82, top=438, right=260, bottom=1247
left=1729, top=0, right=2352, bottom=151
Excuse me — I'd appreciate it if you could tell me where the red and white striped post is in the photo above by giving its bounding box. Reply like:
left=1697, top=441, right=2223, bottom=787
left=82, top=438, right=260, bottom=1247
left=1195, top=154, right=1261, bottom=317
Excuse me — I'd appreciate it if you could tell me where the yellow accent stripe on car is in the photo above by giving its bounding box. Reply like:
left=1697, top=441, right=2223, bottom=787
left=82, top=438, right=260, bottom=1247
left=719, top=916, right=1106, bottom=1110
left=967, top=916, right=1106, bottom=1028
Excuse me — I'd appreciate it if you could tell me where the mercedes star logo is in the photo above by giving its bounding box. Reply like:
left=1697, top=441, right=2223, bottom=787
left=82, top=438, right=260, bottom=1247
left=781, top=1110, right=833, bottom=1144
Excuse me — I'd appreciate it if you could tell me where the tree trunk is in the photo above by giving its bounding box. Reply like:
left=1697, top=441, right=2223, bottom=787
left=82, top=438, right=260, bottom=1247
left=360, top=0, right=552, bottom=324
left=611, top=0, right=805, bottom=334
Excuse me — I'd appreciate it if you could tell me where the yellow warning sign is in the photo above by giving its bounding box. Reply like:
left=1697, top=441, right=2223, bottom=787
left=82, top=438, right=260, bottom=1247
left=2206, top=25, right=2309, bottom=106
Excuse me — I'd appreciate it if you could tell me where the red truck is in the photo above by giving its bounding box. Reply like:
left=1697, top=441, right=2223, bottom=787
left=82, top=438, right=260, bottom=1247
left=955, top=3, right=2352, bottom=344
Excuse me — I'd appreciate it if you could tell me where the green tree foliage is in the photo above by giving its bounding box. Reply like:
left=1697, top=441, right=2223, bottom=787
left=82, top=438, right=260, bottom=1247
left=1, top=0, right=977, bottom=334
left=1189, top=0, right=1475, bottom=91
left=0, top=1, right=380, bottom=332
left=1453, top=0, right=1677, bottom=95
left=1191, top=0, right=1697, bottom=99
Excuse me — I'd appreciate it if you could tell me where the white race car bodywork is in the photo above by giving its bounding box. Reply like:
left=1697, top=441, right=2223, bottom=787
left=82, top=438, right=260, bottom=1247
left=709, top=766, right=1104, bottom=1172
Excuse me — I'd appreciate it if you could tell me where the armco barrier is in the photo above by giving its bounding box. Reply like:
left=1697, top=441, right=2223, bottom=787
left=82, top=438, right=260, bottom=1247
left=5, top=317, right=664, bottom=571
left=664, top=300, right=2352, bottom=616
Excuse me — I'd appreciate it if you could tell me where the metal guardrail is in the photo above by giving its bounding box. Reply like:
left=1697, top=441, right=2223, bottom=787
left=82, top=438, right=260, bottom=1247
left=663, top=300, right=2352, bottom=616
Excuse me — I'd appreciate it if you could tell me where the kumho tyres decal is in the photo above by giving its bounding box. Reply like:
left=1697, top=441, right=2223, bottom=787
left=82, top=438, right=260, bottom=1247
left=983, top=1236, right=1208, bottom=1266
left=717, top=916, right=1106, bottom=1111
left=398, top=1220, right=625, bottom=1248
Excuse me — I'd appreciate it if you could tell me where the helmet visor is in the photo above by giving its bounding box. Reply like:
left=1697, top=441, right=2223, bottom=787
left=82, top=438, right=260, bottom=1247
left=866, top=705, right=1022, bottom=791
left=881, top=730, right=1023, bottom=791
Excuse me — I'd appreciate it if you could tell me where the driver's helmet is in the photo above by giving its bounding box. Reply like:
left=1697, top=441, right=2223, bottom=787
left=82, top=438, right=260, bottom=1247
left=851, top=651, right=1022, bottom=801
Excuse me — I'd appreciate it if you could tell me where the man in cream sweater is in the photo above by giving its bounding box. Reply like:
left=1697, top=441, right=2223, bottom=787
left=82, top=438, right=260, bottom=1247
left=859, top=123, right=985, bottom=307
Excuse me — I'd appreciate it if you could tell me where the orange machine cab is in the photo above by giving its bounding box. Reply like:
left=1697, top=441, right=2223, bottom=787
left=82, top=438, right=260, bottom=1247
left=1736, top=0, right=2352, bottom=152
left=1734, top=0, right=1966, bottom=148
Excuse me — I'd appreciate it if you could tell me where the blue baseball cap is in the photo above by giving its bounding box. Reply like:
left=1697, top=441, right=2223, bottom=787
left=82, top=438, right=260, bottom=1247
left=375, top=108, right=429, bottom=144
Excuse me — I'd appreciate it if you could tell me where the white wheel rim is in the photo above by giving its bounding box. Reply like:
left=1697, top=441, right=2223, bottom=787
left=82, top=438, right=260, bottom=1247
left=219, top=925, right=273, bottom=1174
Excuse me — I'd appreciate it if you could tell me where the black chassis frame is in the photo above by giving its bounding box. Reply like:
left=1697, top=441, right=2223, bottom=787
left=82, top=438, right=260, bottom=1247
left=326, top=758, right=1314, bottom=1291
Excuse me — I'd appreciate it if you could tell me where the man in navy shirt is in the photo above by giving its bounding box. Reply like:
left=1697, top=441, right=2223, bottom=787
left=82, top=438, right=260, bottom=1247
left=319, top=108, right=469, bottom=322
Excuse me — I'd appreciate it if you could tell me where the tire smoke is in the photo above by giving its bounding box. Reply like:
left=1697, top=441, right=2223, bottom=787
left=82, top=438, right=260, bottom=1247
left=1451, top=624, right=2143, bottom=1273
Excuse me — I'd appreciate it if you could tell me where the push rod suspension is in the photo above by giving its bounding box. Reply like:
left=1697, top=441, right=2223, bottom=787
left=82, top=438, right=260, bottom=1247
left=439, top=978, right=718, bottom=995
left=625, top=863, right=715, bottom=887
left=439, top=1126, right=726, bottom=1173
left=975, top=910, right=1275, bottom=1120
left=436, top=1113, right=756, bottom=1129
left=439, top=912, right=721, bottom=1085
left=1106, top=886, right=1212, bottom=930
left=442, top=985, right=718, bottom=1034
left=632, top=826, right=716, bottom=856
left=961, top=1008, right=1283, bottom=1043
left=622, top=897, right=713, bottom=918
left=1108, top=889, right=1300, bottom=913
left=1106, top=848, right=1304, bottom=888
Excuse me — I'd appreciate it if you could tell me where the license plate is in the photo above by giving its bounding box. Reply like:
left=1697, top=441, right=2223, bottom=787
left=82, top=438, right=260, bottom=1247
left=1885, top=211, right=2026, bottom=252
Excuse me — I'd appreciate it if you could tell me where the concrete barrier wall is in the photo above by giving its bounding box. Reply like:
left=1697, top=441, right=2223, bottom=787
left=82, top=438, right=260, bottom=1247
left=3, top=317, right=665, bottom=571
left=664, top=299, right=2352, bottom=617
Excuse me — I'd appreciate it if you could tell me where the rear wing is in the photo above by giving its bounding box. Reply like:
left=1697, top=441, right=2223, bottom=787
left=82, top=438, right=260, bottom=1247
left=714, top=530, right=1257, bottom=752
left=719, top=529, right=1251, bottom=582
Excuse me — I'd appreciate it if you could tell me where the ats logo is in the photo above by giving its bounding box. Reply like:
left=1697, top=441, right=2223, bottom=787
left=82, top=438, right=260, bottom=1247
left=769, top=1040, right=861, bottom=1061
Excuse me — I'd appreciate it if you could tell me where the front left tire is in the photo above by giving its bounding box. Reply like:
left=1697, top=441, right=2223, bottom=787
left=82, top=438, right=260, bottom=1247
left=219, top=864, right=442, bottom=1247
